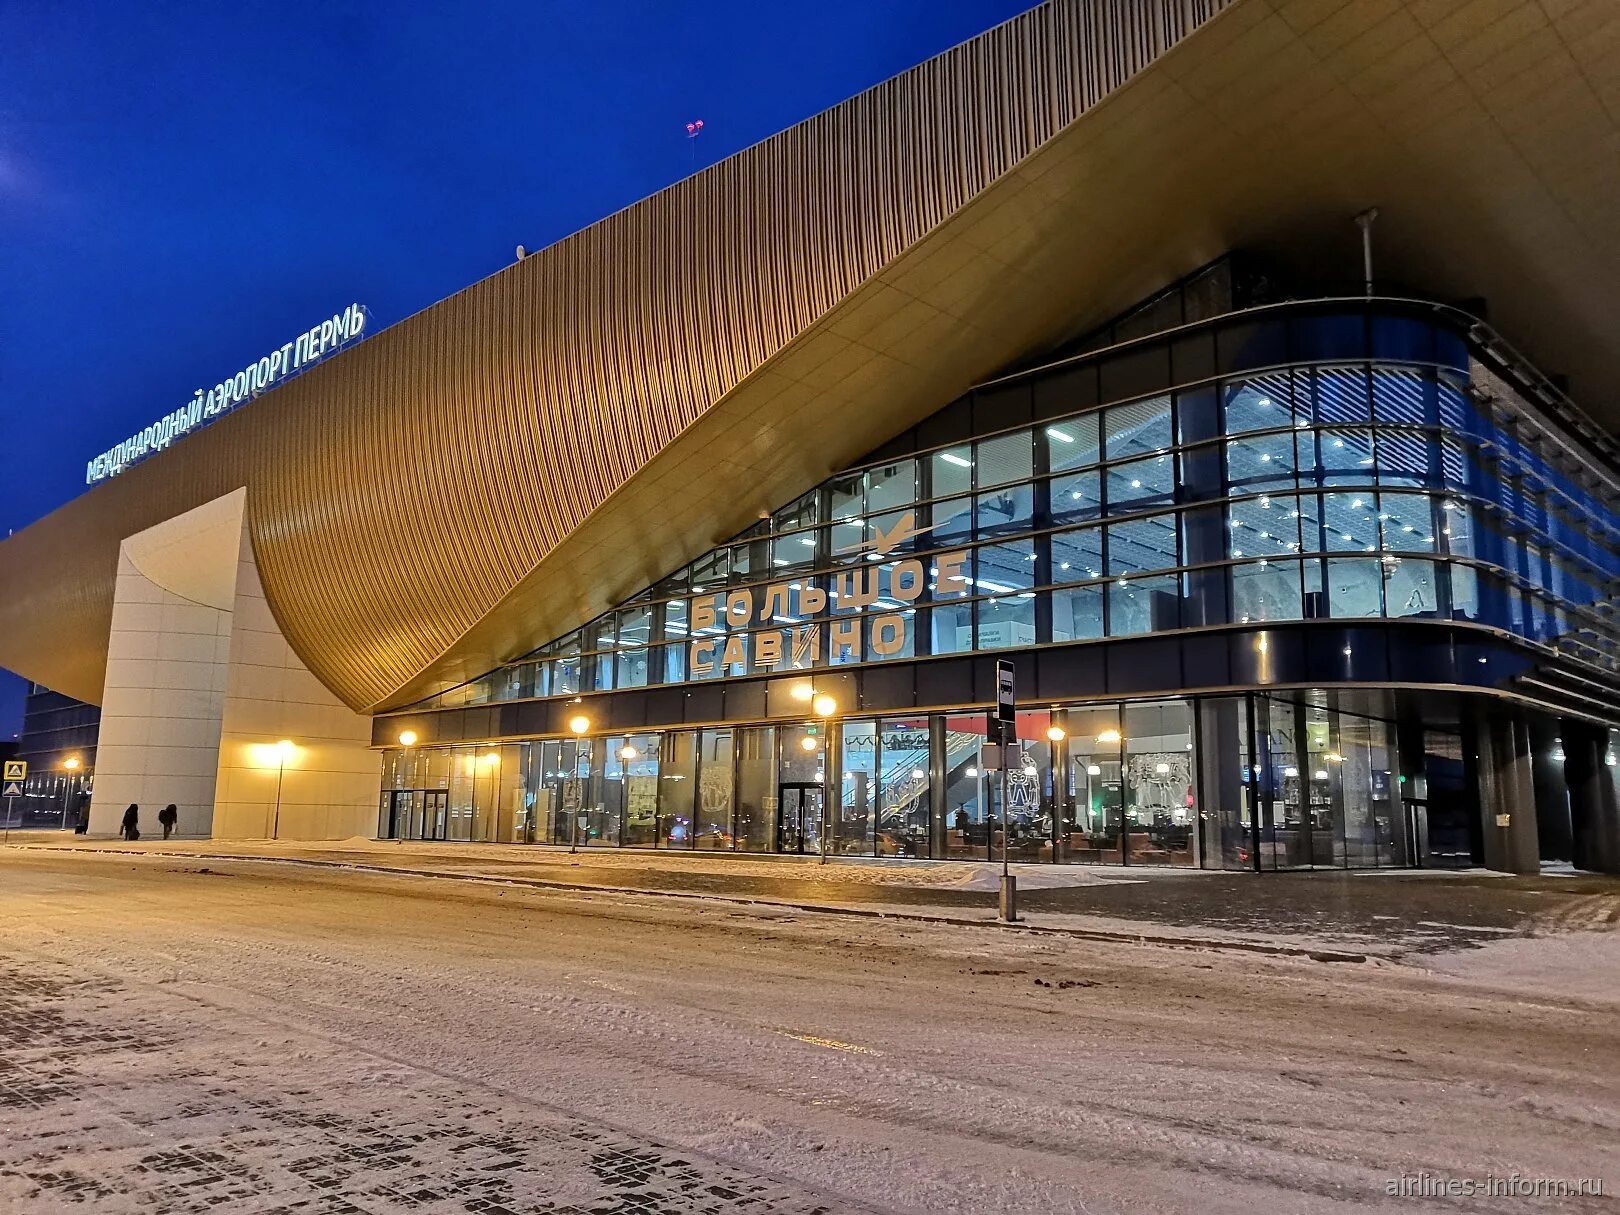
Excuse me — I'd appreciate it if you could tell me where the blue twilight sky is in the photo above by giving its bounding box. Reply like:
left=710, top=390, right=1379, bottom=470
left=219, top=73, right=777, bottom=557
left=0, top=0, right=1036, bottom=738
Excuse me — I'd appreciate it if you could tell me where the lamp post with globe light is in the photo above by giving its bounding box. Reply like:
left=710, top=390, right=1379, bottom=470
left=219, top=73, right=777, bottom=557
left=567, top=714, right=590, bottom=852
left=60, top=756, right=81, bottom=830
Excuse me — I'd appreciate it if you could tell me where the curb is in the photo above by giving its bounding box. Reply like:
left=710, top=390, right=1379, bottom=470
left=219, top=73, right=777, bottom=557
left=2, top=842, right=1371, bottom=964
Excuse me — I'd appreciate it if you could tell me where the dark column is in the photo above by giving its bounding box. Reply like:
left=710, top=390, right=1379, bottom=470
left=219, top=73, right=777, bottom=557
left=1530, top=716, right=1572, bottom=864
left=1476, top=705, right=1540, bottom=875
left=1394, top=711, right=1425, bottom=866
left=1564, top=722, right=1620, bottom=874
left=928, top=716, right=947, bottom=860
left=1460, top=708, right=1487, bottom=866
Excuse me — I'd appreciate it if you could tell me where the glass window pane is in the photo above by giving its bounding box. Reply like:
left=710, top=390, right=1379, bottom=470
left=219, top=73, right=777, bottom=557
left=1052, top=527, right=1104, bottom=582
left=838, top=720, right=878, bottom=856
left=1105, top=454, right=1175, bottom=514
left=1051, top=470, right=1102, bottom=523
left=931, top=445, right=973, bottom=497
left=772, top=526, right=819, bottom=573
left=977, top=539, right=1037, bottom=591
left=866, top=460, right=916, bottom=514
left=977, top=592, right=1036, bottom=649
left=1385, top=557, right=1444, bottom=618
left=1223, top=372, right=1297, bottom=434
left=976, top=483, right=1034, bottom=537
left=690, top=547, right=727, bottom=591
left=1379, top=492, right=1436, bottom=552
left=1104, top=395, right=1173, bottom=460
left=976, top=430, right=1033, bottom=489
left=878, top=718, right=931, bottom=858
left=1062, top=705, right=1123, bottom=861
left=772, top=489, right=819, bottom=534
left=581, top=738, right=620, bottom=847
left=827, top=472, right=863, bottom=521
left=1044, top=414, right=1101, bottom=472
left=1372, top=366, right=1433, bottom=425
left=1121, top=700, right=1196, bottom=866
left=657, top=732, right=697, bottom=848
left=942, top=716, right=987, bottom=859
left=618, top=734, right=660, bottom=846
left=828, top=514, right=866, bottom=557
left=1314, top=366, right=1371, bottom=424
left=1376, top=430, right=1435, bottom=487
left=1445, top=495, right=1483, bottom=560
left=1224, top=432, right=1297, bottom=491
left=929, top=600, right=974, bottom=655
left=1449, top=562, right=1480, bottom=623
left=694, top=728, right=734, bottom=850
left=1109, top=574, right=1179, bottom=635
left=1326, top=557, right=1384, bottom=617
left=1323, top=492, right=1380, bottom=553
left=1318, top=429, right=1377, bottom=485
left=733, top=726, right=777, bottom=852
left=1051, top=583, right=1103, bottom=641
left=1228, top=494, right=1299, bottom=559
left=1107, top=513, right=1179, bottom=576
left=1231, top=559, right=1303, bottom=623
left=932, top=495, right=974, bottom=545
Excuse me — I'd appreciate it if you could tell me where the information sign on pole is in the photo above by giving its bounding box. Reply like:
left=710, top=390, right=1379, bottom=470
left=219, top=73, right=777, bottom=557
left=987, top=659, right=1016, bottom=745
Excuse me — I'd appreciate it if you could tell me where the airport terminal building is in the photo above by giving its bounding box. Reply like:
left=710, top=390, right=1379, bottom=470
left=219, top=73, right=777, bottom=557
left=2, top=0, right=1618, bottom=874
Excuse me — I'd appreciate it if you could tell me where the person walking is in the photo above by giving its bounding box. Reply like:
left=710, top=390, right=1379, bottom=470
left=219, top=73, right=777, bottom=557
left=120, top=803, right=140, bottom=841
left=74, top=798, right=89, bottom=835
left=158, top=804, right=178, bottom=840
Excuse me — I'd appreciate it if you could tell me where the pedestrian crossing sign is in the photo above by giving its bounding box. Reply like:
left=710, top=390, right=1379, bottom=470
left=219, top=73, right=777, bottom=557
left=2, top=782, right=23, bottom=798
left=2, top=760, right=24, bottom=782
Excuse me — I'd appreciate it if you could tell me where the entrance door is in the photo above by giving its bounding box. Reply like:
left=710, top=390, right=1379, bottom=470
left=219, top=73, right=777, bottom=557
left=776, top=783, right=823, bottom=855
left=380, top=790, right=423, bottom=840
left=1404, top=798, right=1431, bottom=867
left=393, top=790, right=415, bottom=839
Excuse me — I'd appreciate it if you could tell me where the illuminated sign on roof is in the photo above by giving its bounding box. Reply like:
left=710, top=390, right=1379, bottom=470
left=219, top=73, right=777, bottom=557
left=86, top=303, right=369, bottom=485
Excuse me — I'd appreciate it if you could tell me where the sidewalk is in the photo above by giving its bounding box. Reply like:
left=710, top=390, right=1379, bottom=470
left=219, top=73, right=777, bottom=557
left=6, top=831, right=1619, bottom=961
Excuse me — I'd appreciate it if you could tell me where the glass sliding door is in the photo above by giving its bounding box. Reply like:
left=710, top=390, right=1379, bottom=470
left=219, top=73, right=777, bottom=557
left=694, top=728, right=734, bottom=850
left=1005, top=711, right=1054, bottom=862
left=777, top=723, right=826, bottom=856
left=1060, top=705, right=1122, bottom=862
left=1121, top=701, right=1196, bottom=866
left=1196, top=696, right=1250, bottom=869
left=657, top=731, right=697, bottom=848
left=941, top=715, right=987, bottom=859
left=877, top=717, right=930, bottom=857
left=734, top=726, right=777, bottom=853
left=1300, top=699, right=1342, bottom=867
left=618, top=733, right=660, bottom=846
left=837, top=720, right=878, bottom=856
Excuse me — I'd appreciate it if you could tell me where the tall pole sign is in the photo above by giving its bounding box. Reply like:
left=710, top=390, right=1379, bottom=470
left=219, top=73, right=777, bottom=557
left=2, top=760, right=26, bottom=840
left=990, top=661, right=1018, bottom=922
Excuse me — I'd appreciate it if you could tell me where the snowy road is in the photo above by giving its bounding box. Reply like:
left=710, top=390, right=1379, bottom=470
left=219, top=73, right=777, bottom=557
left=0, top=851, right=1614, bottom=1213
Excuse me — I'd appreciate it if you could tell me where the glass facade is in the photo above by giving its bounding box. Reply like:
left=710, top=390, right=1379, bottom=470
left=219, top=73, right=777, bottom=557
left=377, top=299, right=1620, bottom=872
left=378, top=688, right=1609, bottom=871
left=416, top=313, right=1620, bottom=712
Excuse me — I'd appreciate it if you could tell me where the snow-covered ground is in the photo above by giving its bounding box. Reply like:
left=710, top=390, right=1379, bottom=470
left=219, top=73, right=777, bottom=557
left=0, top=849, right=1614, bottom=1213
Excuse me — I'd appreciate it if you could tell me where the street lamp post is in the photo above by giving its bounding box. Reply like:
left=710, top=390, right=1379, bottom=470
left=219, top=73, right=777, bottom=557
left=568, top=714, right=590, bottom=853
left=811, top=691, right=837, bottom=865
left=270, top=739, right=294, bottom=840
left=395, top=731, right=417, bottom=841
left=60, top=756, right=81, bottom=830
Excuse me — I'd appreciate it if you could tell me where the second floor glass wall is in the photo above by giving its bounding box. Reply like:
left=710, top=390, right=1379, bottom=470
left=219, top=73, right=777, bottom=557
left=416, top=304, right=1620, bottom=712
